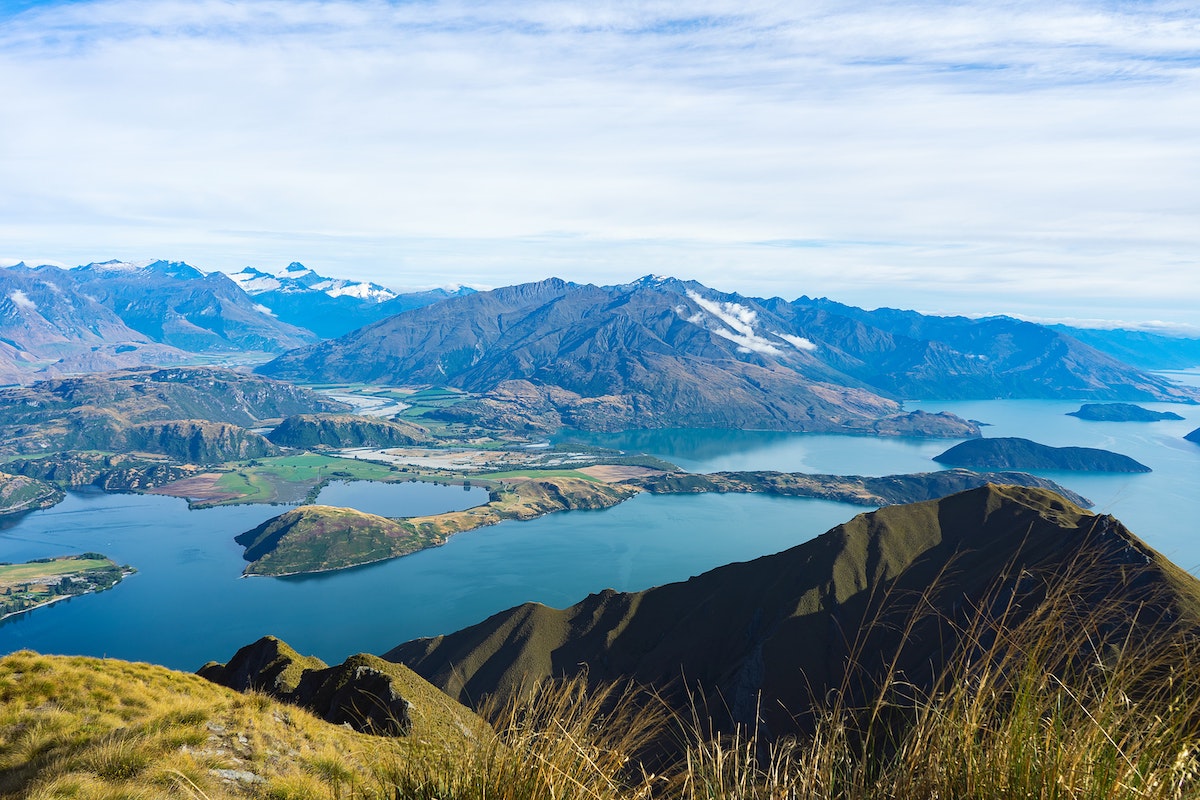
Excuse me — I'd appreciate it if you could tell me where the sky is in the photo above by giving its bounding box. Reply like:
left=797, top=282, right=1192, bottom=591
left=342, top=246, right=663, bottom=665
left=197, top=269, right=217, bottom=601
left=1, top=0, right=1198, bottom=331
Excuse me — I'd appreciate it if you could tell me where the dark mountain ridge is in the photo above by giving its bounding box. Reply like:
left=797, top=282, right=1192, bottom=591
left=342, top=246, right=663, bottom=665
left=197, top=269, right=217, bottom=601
left=386, top=484, right=1200, bottom=742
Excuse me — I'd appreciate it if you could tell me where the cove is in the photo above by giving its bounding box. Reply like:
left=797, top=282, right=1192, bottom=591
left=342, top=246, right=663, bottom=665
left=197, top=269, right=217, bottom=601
left=314, top=479, right=489, bottom=517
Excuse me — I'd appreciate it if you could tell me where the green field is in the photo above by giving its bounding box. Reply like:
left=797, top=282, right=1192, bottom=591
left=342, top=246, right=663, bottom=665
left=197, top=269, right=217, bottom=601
left=0, top=557, right=112, bottom=584
left=205, top=454, right=409, bottom=505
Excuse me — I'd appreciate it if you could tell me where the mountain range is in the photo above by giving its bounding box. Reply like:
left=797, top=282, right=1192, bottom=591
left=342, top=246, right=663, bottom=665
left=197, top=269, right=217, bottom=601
left=260, top=276, right=1198, bottom=433
left=0, top=260, right=467, bottom=383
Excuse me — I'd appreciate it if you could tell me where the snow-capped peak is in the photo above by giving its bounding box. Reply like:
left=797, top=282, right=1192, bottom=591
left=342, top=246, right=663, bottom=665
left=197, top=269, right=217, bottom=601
left=229, top=263, right=398, bottom=303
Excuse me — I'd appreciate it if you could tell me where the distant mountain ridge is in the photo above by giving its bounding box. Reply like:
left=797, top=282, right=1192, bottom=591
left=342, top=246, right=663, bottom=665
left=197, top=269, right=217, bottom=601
left=260, top=275, right=1197, bottom=433
left=230, top=262, right=476, bottom=338
left=0, top=259, right=472, bottom=382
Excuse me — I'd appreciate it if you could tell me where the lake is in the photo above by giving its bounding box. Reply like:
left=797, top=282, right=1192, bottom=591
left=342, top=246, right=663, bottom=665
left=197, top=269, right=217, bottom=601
left=2, top=394, right=1199, bottom=671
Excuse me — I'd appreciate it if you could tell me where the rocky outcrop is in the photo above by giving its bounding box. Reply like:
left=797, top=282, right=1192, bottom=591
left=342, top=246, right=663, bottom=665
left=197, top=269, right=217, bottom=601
left=267, top=414, right=432, bottom=449
left=1066, top=403, right=1185, bottom=422
left=199, top=636, right=477, bottom=737
left=933, top=437, right=1151, bottom=472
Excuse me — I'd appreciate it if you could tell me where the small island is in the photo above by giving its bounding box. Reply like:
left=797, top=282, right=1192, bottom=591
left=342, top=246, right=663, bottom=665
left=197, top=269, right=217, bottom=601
left=933, top=437, right=1151, bottom=473
left=1066, top=403, right=1185, bottom=422
left=1186, top=428, right=1200, bottom=445
left=0, top=554, right=134, bottom=620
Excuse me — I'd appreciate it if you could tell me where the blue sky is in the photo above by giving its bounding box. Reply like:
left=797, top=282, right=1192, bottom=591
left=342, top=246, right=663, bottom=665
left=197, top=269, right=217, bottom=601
left=1, top=0, right=1198, bottom=330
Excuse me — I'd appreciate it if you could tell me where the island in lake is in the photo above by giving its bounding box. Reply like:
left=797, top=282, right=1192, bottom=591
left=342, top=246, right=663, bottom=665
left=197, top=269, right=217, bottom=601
left=0, top=554, right=133, bottom=620
left=933, top=437, right=1151, bottom=472
left=1066, top=402, right=1185, bottom=422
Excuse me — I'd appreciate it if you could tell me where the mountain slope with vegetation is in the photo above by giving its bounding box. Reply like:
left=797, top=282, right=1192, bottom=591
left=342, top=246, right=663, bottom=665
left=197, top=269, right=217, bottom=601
left=0, top=366, right=348, bottom=456
left=267, top=413, right=433, bottom=449
left=387, top=485, right=1200, bottom=743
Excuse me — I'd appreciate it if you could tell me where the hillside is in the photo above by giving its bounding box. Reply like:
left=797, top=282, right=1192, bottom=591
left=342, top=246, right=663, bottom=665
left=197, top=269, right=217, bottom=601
left=267, top=413, right=433, bottom=449
left=68, top=260, right=317, bottom=353
left=0, top=366, right=348, bottom=456
left=0, top=472, right=64, bottom=515
left=236, top=478, right=636, bottom=575
left=0, top=648, right=485, bottom=799
left=0, top=263, right=190, bottom=383
left=933, top=436, right=1152, bottom=472
left=386, top=484, right=1200, bottom=741
left=788, top=297, right=1200, bottom=401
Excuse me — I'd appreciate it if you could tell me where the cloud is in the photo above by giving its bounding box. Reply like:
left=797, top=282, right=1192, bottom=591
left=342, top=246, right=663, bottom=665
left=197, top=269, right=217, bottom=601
left=8, top=289, right=37, bottom=311
left=686, top=289, right=783, bottom=355
left=0, top=1, right=1198, bottom=326
left=778, top=333, right=818, bottom=351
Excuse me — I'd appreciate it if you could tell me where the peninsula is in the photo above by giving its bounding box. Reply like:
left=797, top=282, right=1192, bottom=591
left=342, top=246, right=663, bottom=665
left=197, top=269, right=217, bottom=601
left=0, top=554, right=132, bottom=620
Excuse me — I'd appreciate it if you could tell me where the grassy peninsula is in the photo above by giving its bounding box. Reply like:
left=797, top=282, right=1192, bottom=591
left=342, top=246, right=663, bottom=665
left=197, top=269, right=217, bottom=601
left=0, top=555, right=132, bottom=620
left=237, top=477, right=637, bottom=575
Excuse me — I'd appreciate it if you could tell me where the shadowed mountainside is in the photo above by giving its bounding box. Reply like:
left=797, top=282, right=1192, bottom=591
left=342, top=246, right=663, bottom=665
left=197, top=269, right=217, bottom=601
left=386, top=485, right=1200, bottom=741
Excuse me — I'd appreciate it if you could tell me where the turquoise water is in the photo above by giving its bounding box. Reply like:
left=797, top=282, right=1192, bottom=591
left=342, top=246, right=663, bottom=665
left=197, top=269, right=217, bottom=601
left=2, top=393, right=1198, bottom=670
left=314, top=479, right=489, bottom=517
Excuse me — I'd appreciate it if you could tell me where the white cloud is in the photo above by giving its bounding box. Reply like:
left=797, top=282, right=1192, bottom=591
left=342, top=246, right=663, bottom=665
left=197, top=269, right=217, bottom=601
left=0, top=1, right=1198, bottom=326
left=778, top=333, right=818, bottom=351
left=8, top=289, right=37, bottom=311
left=686, top=289, right=783, bottom=355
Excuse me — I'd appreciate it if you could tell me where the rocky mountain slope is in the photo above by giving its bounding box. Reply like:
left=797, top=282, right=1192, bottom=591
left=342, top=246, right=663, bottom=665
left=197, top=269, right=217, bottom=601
left=0, top=261, right=317, bottom=383
left=386, top=485, right=1200, bottom=740
left=0, top=366, right=347, bottom=456
left=259, top=277, right=977, bottom=434
left=0, top=263, right=189, bottom=383
left=261, top=276, right=1195, bottom=434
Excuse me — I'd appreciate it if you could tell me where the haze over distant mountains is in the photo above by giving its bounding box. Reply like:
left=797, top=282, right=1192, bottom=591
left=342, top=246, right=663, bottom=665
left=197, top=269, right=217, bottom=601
left=229, top=262, right=475, bottom=338
left=0, top=260, right=467, bottom=383
left=261, top=275, right=1199, bottom=432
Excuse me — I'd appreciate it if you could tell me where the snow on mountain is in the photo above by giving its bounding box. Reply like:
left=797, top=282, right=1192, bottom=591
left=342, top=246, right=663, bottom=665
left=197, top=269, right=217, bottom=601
left=230, top=263, right=398, bottom=303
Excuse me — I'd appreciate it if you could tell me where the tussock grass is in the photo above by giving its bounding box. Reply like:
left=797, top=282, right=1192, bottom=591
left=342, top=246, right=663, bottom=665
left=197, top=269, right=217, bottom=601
left=6, top=551, right=1200, bottom=800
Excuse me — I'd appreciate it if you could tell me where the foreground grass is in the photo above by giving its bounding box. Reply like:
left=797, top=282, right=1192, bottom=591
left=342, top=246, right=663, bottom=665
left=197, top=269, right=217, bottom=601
left=6, top=564, right=1200, bottom=800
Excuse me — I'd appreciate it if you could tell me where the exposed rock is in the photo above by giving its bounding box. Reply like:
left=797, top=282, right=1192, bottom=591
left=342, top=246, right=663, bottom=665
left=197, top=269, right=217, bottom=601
left=200, top=636, right=455, bottom=736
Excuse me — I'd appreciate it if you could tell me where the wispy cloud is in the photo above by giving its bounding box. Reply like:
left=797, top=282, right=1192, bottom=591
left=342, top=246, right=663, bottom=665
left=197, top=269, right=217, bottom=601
left=1, top=1, right=1198, bottom=325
